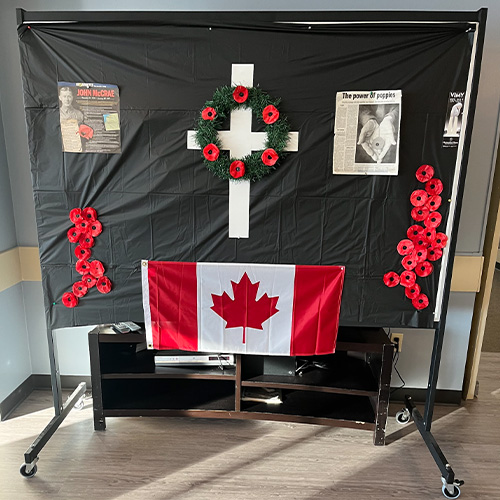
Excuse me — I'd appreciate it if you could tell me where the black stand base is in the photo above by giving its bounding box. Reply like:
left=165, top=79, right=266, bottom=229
left=404, top=395, right=464, bottom=499
left=20, top=382, right=87, bottom=478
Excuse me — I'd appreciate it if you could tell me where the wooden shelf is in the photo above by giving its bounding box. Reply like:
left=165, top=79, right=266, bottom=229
left=98, top=331, right=146, bottom=343
left=104, top=409, right=237, bottom=418
left=241, top=391, right=376, bottom=426
left=336, top=326, right=392, bottom=352
left=101, top=378, right=235, bottom=411
left=103, top=366, right=236, bottom=380
left=242, top=354, right=378, bottom=396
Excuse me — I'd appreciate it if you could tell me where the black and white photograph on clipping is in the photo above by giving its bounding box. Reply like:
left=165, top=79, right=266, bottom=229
left=443, top=91, right=465, bottom=148
left=333, top=90, right=401, bottom=176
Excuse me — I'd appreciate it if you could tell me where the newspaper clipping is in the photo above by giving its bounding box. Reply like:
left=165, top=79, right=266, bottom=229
left=443, top=91, right=465, bottom=148
left=333, top=90, right=401, bottom=175
left=58, top=82, right=121, bottom=154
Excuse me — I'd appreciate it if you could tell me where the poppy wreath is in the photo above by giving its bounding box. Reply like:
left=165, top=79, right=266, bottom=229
left=62, top=207, right=112, bottom=308
left=194, top=85, right=291, bottom=181
left=383, top=164, right=448, bottom=311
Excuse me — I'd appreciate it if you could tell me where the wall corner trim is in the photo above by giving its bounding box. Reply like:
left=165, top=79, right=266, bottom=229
left=0, top=247, right=22, bottom=293
left=0, top=246, right=41, bottom=292
left=18, top=246, right=42, bottom=281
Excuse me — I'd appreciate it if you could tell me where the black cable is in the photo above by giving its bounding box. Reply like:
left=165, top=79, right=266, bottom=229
left=391, top=349, right=406, bottom=395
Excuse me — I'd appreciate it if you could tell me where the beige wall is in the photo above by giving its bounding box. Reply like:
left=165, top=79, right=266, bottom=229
left=0, top=247, right=41, bottom=292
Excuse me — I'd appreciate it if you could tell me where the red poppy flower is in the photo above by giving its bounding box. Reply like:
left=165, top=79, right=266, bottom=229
left=90, top=260, right=105, bottom=278
left=82, top=274, right=97, bottom=288
left=426, top=195, right=442, bottom=212
left=416, top=165, right=434, bottom=183
left=425, top=178, right=443, bottom=196
left=423, top=228, right=436, bottom=244
left=410, top=190, right=428, bottom=207
left=97, top=276, right=112, bottom=294
left=77, top=220, right=91, bottom=234
left=434, top=232, right=448, bottom=249
left=69, top=208, right=83, bottom=224
left=412, top=293, right=429, bottom=310
left=72, top=281, right=88, bottom=298
left=263, top=105, right=279, bottom=124
left=415, top=261, right=433, bottom=278
left=62, top=292, right=78, bottom=308
left=402, top=255, right=417, bottom=271
left=201, top=107, right=217, bottom=121
left=89, top=220, right=102, bottom=237
left=397, top=239, right=414, bottom=256
left=203, top=144, right=220, bottom=162
left=405, top=283, right=421, bottom=300
left=233, top=86, right=248, bottom=104
left=400, top=270, right=416, bottom=288
left=425, top=212, right=442, bottom=229
left=229, top=161, right=245, bottom=179
left=383, top=271, right=400, bottom=287
left=413, top=246, right=428, bottom=263
left=407, top=225, right=424, bottom=239
left=410, top=236, right=427, bottom=248
left=76, top=259, right=91, bottom=275
left=78, top=124, right=94, bottom=139
left=427, top=246, right=443, bottom=261
left=411, top=206, right=430, bottom=222
left=67, top=227, right=81, bottom=243
left=79, top=233, right=94, bottom=249
left=75, top=245, right=92, bottom=261
left=262, top=148, right=279, bottom=167
left=82, top=207, right=97, bottom=221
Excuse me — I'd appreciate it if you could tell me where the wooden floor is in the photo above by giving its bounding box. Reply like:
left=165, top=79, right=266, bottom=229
left=1, top=354, right=499, bottom=500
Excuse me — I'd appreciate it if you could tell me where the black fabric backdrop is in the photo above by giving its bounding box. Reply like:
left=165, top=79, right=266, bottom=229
left=17, top=14, right=474, bottom=331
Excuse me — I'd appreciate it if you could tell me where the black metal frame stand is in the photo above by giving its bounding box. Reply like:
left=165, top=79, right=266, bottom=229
left=398, top=9, right=487, bottom=497
left=404, top=396, right=464, bottom=498
left=19, top=325, right=86, bottom=478
left=15, top=8, right=488, bottom=496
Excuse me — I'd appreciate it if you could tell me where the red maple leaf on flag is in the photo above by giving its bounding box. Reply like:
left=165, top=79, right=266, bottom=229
left=210, top=272, right=280, bottom=344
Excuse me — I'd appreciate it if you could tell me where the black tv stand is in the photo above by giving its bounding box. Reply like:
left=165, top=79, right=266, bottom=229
left=89, top=326, right=394, bottom=445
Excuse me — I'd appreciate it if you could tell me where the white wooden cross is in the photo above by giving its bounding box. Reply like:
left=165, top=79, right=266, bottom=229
left=187, top=64, right=299, bottom=238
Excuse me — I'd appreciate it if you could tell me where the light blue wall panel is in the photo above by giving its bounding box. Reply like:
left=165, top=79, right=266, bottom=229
left=23, top=281, right=92, bottom=376
left=0, top=283, right=31, bottom=402
left=22, top=281, right=47, bottom=375
left=55, top=325, right=92, bottom=376
left=391, top=292, right=476, bottom=391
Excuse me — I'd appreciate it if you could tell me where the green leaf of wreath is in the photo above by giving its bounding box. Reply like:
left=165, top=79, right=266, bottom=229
left=194, top=86, right=291, bottom=182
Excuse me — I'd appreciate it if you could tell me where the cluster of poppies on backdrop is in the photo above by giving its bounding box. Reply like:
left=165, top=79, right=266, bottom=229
left=62, top=207, right=112, bottom=308
left=195, top=84, right=290, bottom=182
left=383, top=165, right=448, bottom=310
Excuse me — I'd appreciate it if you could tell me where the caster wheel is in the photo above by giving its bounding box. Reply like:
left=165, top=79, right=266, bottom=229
left=442, top=484, right=461, bottom=498
left=20, top=463, right=37, bottom=478
left=396, top=409, right=410, bottom=424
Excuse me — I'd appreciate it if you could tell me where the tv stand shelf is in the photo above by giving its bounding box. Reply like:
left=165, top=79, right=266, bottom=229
left=89, top=325, right=394, bottom=445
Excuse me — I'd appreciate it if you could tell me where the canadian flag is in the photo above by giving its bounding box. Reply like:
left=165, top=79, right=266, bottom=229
left=142, top=261, right=345, bottom=356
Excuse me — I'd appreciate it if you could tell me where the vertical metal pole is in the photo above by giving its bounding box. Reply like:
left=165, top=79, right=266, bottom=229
left=46, top=325, right=63, bottom=415
left=423, top=322, right=446, bottom=430
left=88, top=329, right=105, bottom=430
left=423, top=8, right=488, bottom=431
